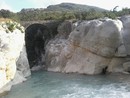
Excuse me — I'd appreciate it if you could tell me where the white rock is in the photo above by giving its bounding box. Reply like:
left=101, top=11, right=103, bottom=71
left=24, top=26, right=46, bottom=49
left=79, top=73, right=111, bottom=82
left=0, top=23, right=30, bottom=94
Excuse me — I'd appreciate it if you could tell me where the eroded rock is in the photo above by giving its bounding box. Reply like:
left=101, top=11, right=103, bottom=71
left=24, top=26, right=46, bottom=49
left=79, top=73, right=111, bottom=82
left=45, top=19, right=129, bottom=75
left=0, top=21, right=31, bottom=94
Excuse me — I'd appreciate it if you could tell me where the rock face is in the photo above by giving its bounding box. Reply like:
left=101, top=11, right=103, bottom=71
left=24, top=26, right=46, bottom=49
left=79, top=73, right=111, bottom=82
left=120, top=15, right=130, bottom=55
left=0, top=21, right=31, bottom=94
left=0, top=29, right=24, bottom=89
left=16, top=46, right=31, bottom=78
left=45, top=18, right=130, bottom=74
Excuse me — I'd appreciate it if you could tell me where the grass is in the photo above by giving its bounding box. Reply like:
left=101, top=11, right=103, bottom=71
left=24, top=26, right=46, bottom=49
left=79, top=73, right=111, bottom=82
left=0, top=18, right=12, bottom=22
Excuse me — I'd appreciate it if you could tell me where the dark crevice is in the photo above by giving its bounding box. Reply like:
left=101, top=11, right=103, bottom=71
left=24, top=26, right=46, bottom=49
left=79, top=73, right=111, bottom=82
left=25, top=23, right=52, bottom=68
left=101, top=66, right=108, bottom=75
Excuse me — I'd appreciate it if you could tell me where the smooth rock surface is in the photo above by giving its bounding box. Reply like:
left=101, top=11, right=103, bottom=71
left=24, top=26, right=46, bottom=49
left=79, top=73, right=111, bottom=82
left=45, top=19, right=129, bottom=75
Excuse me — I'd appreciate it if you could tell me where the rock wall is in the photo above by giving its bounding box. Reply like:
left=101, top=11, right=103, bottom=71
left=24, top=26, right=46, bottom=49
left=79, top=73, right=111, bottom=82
left=45, top=18, right=130, bottom=75
left=0, top=21, right=31, bottom=94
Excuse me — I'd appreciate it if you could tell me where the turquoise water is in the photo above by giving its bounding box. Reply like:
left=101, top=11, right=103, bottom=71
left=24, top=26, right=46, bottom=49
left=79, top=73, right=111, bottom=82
left=2, top=71, right=130, bottom=98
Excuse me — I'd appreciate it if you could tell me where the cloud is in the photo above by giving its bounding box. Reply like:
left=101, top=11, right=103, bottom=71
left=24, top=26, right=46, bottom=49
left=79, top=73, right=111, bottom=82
left=0, top=1, right=12, bottom=11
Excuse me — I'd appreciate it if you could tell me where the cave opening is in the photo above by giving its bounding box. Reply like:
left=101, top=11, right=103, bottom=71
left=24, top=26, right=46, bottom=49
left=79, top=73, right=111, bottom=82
left=25, top=23, right=51, bottom=69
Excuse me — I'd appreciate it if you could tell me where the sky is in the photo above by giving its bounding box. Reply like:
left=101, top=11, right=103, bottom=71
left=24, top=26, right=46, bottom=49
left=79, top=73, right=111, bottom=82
left=0, top=0, right=130, bottom=12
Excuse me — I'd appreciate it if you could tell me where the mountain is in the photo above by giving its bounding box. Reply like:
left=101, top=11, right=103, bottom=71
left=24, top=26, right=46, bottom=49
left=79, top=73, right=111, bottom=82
left=45, top=3, right=107, bottom=12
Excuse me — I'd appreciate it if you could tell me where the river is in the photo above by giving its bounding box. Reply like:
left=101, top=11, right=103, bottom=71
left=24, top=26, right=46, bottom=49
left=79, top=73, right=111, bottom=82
left=2, top=71, right=130, bottom=98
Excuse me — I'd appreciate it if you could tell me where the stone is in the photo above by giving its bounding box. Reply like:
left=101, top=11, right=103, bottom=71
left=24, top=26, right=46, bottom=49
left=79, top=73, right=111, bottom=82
left=45, top=19, right=124, bottom=74
left=107, top=58, right=126, bottom=73
left=11, top=71, right=27, bottom=85
left=123, top=62, right=130, bottom=72
left=16, top=46, right=31, bottom=77
left=69, top=19, right=123, bottom=57
left=63, top=47, right=110, bottom=75
left=115, top=44, right=127, bottom=57
left=120, top=15, right=130, bottom=55
left=31, top=65, right=44, bottom=71
left=0, top=21, right=31, bottom=94
left=0, top=82, right=12, bottom=97
left=45, top=39, right=70, bottom=72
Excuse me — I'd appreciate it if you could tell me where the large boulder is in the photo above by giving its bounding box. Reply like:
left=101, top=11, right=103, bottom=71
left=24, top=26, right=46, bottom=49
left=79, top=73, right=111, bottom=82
left=69, top=19, right=123, bottom=57
left=45, top=19, right=127, bottom=75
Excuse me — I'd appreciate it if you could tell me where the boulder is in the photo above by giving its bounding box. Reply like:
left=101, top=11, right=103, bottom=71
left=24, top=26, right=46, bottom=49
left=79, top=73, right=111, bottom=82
left=45, top=19, right=126, bottom=75
left=69, top=19, right=123, bottom=57
left=63, top=47, right=110, bottom=74
left=107, top=58, right=126, bottom=73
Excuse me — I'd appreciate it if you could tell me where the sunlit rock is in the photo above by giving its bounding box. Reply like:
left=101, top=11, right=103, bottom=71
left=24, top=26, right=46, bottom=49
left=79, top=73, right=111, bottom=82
left=45, top=19, right=127, bottom=75
left=0, top=21, right=31, bottom=94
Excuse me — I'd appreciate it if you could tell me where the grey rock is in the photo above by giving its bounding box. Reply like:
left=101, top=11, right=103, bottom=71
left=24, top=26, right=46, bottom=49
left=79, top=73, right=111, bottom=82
left=45, top=19, right=124, bottom=75
left=120, top=15, right=130, bottom=55
left=115, top=44, right=127, bottom=57
left=16, top=46, right=31, bottom=77
left=123, top=62, right=130, bottom=72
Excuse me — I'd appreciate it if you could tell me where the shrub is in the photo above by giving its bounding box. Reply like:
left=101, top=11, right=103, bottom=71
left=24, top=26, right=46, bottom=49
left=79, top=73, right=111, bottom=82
left=1, top=20, right=24, bottom=33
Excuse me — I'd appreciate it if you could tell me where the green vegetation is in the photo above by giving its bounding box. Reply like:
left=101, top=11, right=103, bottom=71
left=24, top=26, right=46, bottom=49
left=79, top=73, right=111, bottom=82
left=0, top=20, right=24, bottom=33
left=45, top=3, right=106, bottom=12
left=0, top=3, right=130, bottom=22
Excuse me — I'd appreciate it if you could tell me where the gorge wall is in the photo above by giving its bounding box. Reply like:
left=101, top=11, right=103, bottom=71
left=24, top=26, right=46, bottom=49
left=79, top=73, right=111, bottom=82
left=0, top=21, right=31, bottom=95
left=1, top=16, right=130, bottom=95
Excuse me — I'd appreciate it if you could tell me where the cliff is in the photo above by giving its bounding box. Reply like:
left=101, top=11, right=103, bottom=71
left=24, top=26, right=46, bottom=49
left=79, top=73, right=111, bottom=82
left=0, top=21, right=31, bottom=95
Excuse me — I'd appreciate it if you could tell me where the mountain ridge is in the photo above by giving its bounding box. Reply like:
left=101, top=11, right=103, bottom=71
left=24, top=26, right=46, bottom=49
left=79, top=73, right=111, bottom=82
left=45, top=3, right=107, bottom=12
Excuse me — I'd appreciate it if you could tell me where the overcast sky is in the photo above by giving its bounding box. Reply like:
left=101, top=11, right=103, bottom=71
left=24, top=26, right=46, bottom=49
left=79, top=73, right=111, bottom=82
left=0, top=0, right=130, bottom=12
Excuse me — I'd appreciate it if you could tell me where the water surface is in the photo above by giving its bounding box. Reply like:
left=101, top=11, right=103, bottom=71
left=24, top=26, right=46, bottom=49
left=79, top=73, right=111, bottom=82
left=3, top=71, right=130, bottom=98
